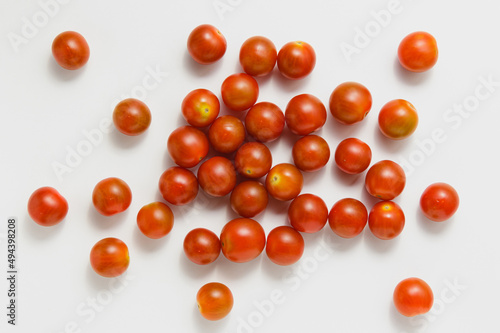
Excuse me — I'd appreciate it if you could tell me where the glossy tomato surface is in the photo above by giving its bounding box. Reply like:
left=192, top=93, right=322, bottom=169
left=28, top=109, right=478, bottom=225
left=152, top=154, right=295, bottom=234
left=234, top=142, right=273, bottom=178
left=398, top=31, right=438, bottom=72
left=292, top=135, right=330, bottom=172
left=378, top=99, right=418, bottom=140
left=394, top=278, right=434, bottom=317
left=220, top=218, right=266, bottom=263
left=136, top=202, right=174, bottom=239
left=368, top=201, right=405, bottom=240
left=90, top=237, right=129, bottom=278
left=181, top=89, right=220, bottom=127
left=158, top=166, right=198, bottom=205
left=187, top=24, right=226, bottom=64
left=265, top=163, right=303, bottom=201
left=52, top=31, right=90, bottom=70
left=328, top=198, right=368, bottom=238
left=208, top=115, right=245, bottom=154
left=27, top=187, right=68, bottom=226
left=230, top=181, right=268, bottom=218
left=92, top=177, right=132, bottom=216
left=277, top=41, right=316, bottom=79
left=239, top=36, right=277, bottom=76
left=420, top=183, right=459, bottom=222
left=288, top=193, right=328, bottom=233
left=365, top=160, right=406, bottom=200
left=184, top=228, right=221, bottom=265
left=113, top=98, right=151, bottom=136
left=167, top=126, right=209, bottom=168
left=266, top=226, right=305, bottom=266
left=329, top=82, right=372, bottom=125
left=245, top=102, right=285, bottom=142
left=197, top=156, right=237, bottom=197
left=221, top=73, right=259, bottom=112
left=196, top=282, right=233, bottom=321
left=335, top=138, right=372, bottom=174
left=285, top=94, right=327, bottom=135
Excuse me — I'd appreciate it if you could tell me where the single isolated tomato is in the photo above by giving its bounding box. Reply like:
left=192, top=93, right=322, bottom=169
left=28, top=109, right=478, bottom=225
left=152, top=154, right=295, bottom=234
left=239, top=36, right=277, bottom=76
left=365, top=160, right=406, bottom=200
left=292, top=135, right=330, bottom=172
left=196, top=282, right=233, bottom=321
left=420, top=183, right=459, bottom=222
left=220, top=218, right=266, bottom=263
left=52, top=31, right=90, bottom=70
left=266, top=163, right=303, bottom=201
left=378, top=99, right=418, bottom=140
left=288, top=193, right=328, bottom=233
left=329, top=82, right=372, bottom=125
left=90, top=237, right=129, bottom=278
left=208, top=115, right=246, bottom=154
left=184, top=228, right=221, bottom=265
left=394, top=277, right=434, bottom=317
left=230, top=181, right=269, bottom=218
left=112, top=98, right=151, bottom=136
left=27, top=187, right=68, bottom=226
left=398, top=31, right=438, bottom=73
left=335, top=138, right=372, bottom=175
left=368, top=201, right=405, bottom=240
left=158, top=166, right=198, bottom=205
left=285, top=94, right=327, bottom=135
left=136, top=202, right=174, bottom=239
left=197, top=156, right=237, bottom=197
left=181, top=89, right=220, bottom=127
left=234, top=142, right=273, bottom=178
left=187, top=24, right=226, bottom=64
left=92, top=177, right=132, bottom=216
left=328, top=198, right=368, bottom=238
left=167, top=126, right=209, bottom=168
left=221, top=73, right=259, bottom=112
left=266, top=226, right=305, bottom=266
left=277, top=41, right=316, bottom=79
left=245, top=102, right=285, bottom=142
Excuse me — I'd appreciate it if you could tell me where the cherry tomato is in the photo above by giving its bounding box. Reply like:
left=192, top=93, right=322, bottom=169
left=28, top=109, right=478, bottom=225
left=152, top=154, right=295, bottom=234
left=197, top=156, right=236, bottom=197
left=196, top=282, right=233, bottom=321
left=92, top=177, right=132, bottom=216
left=136, top=202, right=174, bottom=239
left=266, top=226, right=305, bottom=266
left=239, top=36, right=277, bottom=77
left=378, top=99, right=418, bottom=140
left=158, top=166, right=198, bottom=206
left=292, top=135, right=330, bottom=172
left=245, top=102, right=285, bottom=142
left=328, top=198, right=367, bottom=238
left=365, top=160, right=406, bottom=200
left=167, top=126, right=209, bottom=168
left=51, top=31, right=90, bottom=70
left=420, top=183, right=459, bottom=222
left=398, top=31, right=438, bottom=73
left=181, top=89, right=220, bottom=127
left=187, top=24, right=226, bottom=65
left=368, top=201, right=405, bottom=240
left=230, top=181, right=268, bottom=218
left=234, top=142, right=272, bottom=179
left=90, top=237, right=129, bottom=278
left=265, top=163, right=303, bottom=201
left=183, top=228, right=221, bottom=265
left=208, top=115, right=245, bottom=154
left=288, top=193, right=328, bottom=233
left=221, top=73, right=259, bottom=112
left=277, top=41, right=316, bottom=79
left=329, top=82, right=372, bottom=125
left=112, top=98, right=151, bottom=136
left=285, top=94, right=327, bottom=135
left=27, top=187, right=68, bottom=226
left=394, top=277, right=434, bottom=317
left=220, top=218, right=266, bottom=263
left=335, top=138, right=372, bottom=175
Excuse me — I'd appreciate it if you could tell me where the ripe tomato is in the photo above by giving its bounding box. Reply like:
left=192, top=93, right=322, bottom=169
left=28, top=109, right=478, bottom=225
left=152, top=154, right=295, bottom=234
left=285, top=94, right=327, bottom=135
left=221, top=73, right=259, bottom=112
left=90, top=237, right=129, bottom=278
left=266, top=163, right=303, bottom=201
left=292, top=135, right=330, bottom=172
left=92, top=177, right=132, bottom=216
left=245, top=102, right=285, bottom=142
left=167, top=126, right=209, bottom=168
left=183, top=228, right=221, bottom=265
left=197, top=157, right=237, bottom=197
left=220, top=218, right=266, bottom=263
left=288, top=193, right=328, bottom=233
left=196, top=282, right=233, bottom=321
left=365, top=160, right=406, bottom=200
left=51, top=31, right=90, bottom=70
left=181, top=89, right=220, bottom=128
left=136, top=202, right=174, bottom=239
left=394, top=277, right=434, bottom=317
left=187, top=24, right=226, bottom=64
left=329, top=82, right=372, bottom=125
left=266, top=226, right=305, bottom=266
left=239, top=36, right=277, bottom=76
left=368, top=201, right=405, bottom=240
left=158, top=166, right=198, bottom=206
left=277, top=41, right=316, bottom=79
left=420, top=183, right=459, bottom=222
left=27, top=187, right=68, bottom=226
left=335, top=138, right=372, bottom=175
left=378, top=99, right=418, bottom=140
left=208, top=115, right=245, bottom=154
left=112, top=98, right=151, bottom=136
left=230, top=181, right=269, bottom=218
left=398, top=31, right=438, bottom=73
left=328, top=198, right=367, bottom=238
left=234, top=142, right=272, bottom=178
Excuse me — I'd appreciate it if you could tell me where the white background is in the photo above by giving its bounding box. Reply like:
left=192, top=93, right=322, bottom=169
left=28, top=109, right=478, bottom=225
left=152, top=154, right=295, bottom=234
left=1, top=0, right=500, bottom=332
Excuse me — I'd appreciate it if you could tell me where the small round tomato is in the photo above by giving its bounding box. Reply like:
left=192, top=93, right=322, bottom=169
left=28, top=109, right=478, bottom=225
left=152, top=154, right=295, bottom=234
left=183, top=228, right=221, bottom=265
left=220, top=218, right=266, bottom=263
left=158, top=167, right=198, bottom=206
left=51, top=31, right=90, bottom=70
left=365, top=160, right=406, bottom=200
left=378, top=99, right=418, bottom=140
left=234, top=142, right=272, bottom=178
left=335, top=138, right=372, bottom=175
left=208, top=115, right=245, bottom=154
left=329, top=82, right=372, bottom=125
left=230, top=181, right=268, bottom=218
left=245, top=102, right=285, bottom=142
left=292, top=135, right=330, bottom=172
left=398, top=31, right=438, bottom=73
left=394, top=278, right=434, bottom=317
left=266, top=226, right=305, bottom=266
left=181, top=89, right=220, bottom=127
left=277, top=41, right=316, bottom=79
left=328, top=198, right=367, bottom=238
left=266, top=163, right=303, bottom=201
left=27, top=187, right=68, bottom=226
left=187, top=24, right=226, bottom=64
left=285, top=94, right=327, bottom=135
left=90, top=237, right=129, bottom=278
left=420, top=183, right=459, bottom=222
left=288, top=193, right=328, bottom=233
left=197, top=157, right=236, bottom=197
left=221, top=73, right=259, bottom=112
left=167, top=126, right=209, bottom=168
left=368, top=201, right=405, bottom=240
left=136, top=202, right=174, bottom=239
left=92, top=177, right=132, bottom=216
left=196, top=282, right=233, bottom=321
left=112, top=98, right=151, bottom=136
left=239, top=36, right=277, bottom=76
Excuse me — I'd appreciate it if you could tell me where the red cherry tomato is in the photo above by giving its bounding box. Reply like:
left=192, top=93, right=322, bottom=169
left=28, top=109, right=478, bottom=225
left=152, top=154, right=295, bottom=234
left=167, top=126, right=209, bottom=168
left=181, top=89, right=220, bottom=128
left=90, top=237, right=129, bottom=278
left=234, top=142, right=273, bottom=179
left=136, top=202, right=174, bottom=239
left=288, top=193, right=328, bottom=233
left=187, top=24, right=226, bottom=64
left=292, top=135, right=330, bottom=172
left=365, top=160, right=406, bottom=200
left=183, top=228, right=221, bottom=265
left=420, top=183, right=459, bottom=222
left=394, top=277, right=434, bottom=317
left=197, top=156, right=237, bottom=197
left=230, top=181, right=269, bottom=218
left=208, top=115, right=246, bottom=154
left=245, top=102, right=285, bottom=142
left=277, top=41, right=316, bottom=79
left=220, top=218, right=266, bottom=263
left=112, top=98, right=151, bottom=136
left=328, top=198, right=368, bottom=238
left=285, top=94, right=327, bottom=135
left=221, top=73, right=259, bottom=112
left=196, top=282, right=233, bottom=321
left=92, top=177, right=132, bottom=216
left=266, top=163, right=303, bottom=201
left=368, top=201, right=405, bottom=240
left=239, top=36, right=277, bottom=77
left=51, top=31, right=90, bottom=70
left=398, top=31, right=438, bottom=73
left=329, top=82, right=372, bottom=125
left=27, top=187, right=68, bottom=226
left=378, top=99, right=418, bottom=140
left=266, top=226, right=305, bottom=266
left=335, top=138, right=372, bottom=175
left=158, top=166, right=198, bottom=206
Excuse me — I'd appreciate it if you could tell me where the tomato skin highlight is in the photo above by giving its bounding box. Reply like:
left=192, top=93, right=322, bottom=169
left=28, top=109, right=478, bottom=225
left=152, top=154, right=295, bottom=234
left=398, top=31, right=438, bottom=73
left=181, top=89, right=220, bottom=128
left=187, top=24, right=227, bottom=65
left=420, top=183, right=459, bottom=222
left=266, top=226, right=305, bottom=266
left=136, top=202, right=174, bottom=239
left=239, top=36, right=277, bottom=77
left=329, top=82, right=372, bottom=125
left=335, top=138, right=372, bottom=175
left=90, top=237, right=129, bottom=278
left=378, top=99, right=418, bottom=140
left=285, top=94, right=327, bottom=136
left=368, top=201, right=405, bottom=240
left=208, top=115, right=246, bottom=154
left=288, top=193, right=328, bottom=233
left=393, top=277, right=434, bottom=317
left=27, top=187, right=68, bottom=226
left=265, top=163, right=303, bottom=201
left=92, top=177, right=132, bottom=216
left=234, top=142, right=273, bottom=179
left=245, top=102, right=285, bottom=143
left=328, top=198, right=368, bottom=238
left=365, top=160, right=406, bottom=200
left=196, top=282, right=234, bottom=321
left=167, top=126, right=209, bottom=168
left=230, top=181, right=269, bottom=218
left=292, top=135, right=330, bottom=172
left=158, top=167, right=198, bottom=206
left=113, top=98, right=151, bottom=136
left=220, top=218, right=266, bottom=263
left=221, top=73, right=259, bottom=112
left=184, top=228, right=221, bottom=265
left=277, top=41, right=316, bottom=80
left=51, top=31, right=90, bottom=70
left=197, top=157, right=237, bottom=197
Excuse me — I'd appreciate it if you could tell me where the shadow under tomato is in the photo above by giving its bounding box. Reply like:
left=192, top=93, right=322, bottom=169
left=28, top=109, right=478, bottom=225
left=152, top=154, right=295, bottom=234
left=86, top=263, right=113, bottom=290
left=393, top=57, right=433, bottom=86
left=389, top=299, right=420, bottom=332
left=183, top=50, right=224, bottom=77
left=24, top=212, right=66, bottom=240
left=192, top=301, right=232, bottom=332
left=363, top=225, right=401, bottom=253
left=109, top=127, right=148, bottom=149
left=417, top=208, right=454, bottom=234
left=48, top=56, right=87, bottom=81
left=178, top=249, right=218, bottom=280
left=270, top=66, right=312, bottom=93
left=331, top=164, right=364, bottom=187
left=133, top=226, right=170, bottom=253
left=216, top=255, right=264, bottom=280
left=87, top=203, right=129, bottom=230
left=373, top=127, right=409, bottom=154
left=322, top=227, right=364, bottom=252
left=327, top=115, right=367, bottom=141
